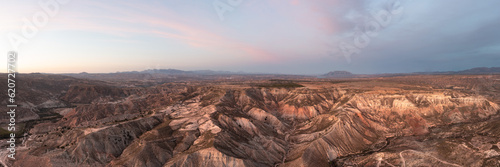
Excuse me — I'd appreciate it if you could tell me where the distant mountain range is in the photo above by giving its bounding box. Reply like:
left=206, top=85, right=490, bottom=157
left=322, top=71, right=354, bottom=78
left=323, top=67, right=500, bottom=78
left=415, top=67, right=500, bottom=75
left=135, top=67, right=500, bottom=77
left=59, top=67, right=500, bottom=80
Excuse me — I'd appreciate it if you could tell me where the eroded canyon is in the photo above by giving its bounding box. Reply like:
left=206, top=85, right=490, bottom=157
left=1, top=74, right=499, bottom=167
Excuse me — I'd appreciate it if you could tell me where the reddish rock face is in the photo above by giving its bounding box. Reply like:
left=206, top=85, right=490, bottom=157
left=2, top=75, right=500, bottom=167
left=406, top=115, right=429, bottom=136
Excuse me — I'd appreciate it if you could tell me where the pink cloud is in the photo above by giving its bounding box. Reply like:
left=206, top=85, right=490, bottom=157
left=34, top=1, right=282, bottom=63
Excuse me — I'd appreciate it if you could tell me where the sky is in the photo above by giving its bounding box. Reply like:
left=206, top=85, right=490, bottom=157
left=1, top=0, right=499, bottom=74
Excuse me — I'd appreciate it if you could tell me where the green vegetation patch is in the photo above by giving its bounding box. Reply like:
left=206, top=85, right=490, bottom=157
left=0, top=123, right=26, bottom=139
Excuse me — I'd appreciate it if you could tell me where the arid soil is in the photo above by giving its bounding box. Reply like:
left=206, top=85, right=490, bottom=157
left=0, top=74, right=499, bottom=167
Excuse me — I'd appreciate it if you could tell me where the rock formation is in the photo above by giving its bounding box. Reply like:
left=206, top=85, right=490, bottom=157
left=1, top=74, right=499, bottom=167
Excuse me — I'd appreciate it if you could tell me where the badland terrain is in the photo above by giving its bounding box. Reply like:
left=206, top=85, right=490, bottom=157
left=1, top=70, right=500, bottom=167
